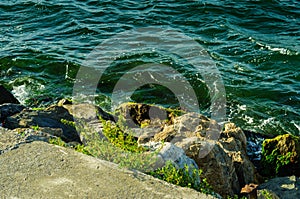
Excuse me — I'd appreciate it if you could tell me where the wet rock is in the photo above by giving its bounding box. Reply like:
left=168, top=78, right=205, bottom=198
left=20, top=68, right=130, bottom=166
left=3, top=106, right=80, bottom=143
left=0, top=85, right=19, bottom=105
left=0, top=103, right=25, bottom=122
left=260, top=134, right=300, bottom=177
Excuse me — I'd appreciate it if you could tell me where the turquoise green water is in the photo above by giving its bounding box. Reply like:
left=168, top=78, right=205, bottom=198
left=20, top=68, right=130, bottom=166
left=0, top=0, right=299, bottom=135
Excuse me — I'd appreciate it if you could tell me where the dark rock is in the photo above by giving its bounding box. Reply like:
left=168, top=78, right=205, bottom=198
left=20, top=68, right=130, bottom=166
left=116, top=103, right=168, bottom=128
left=0, top=85, right=19, bottom=105
left=258, top=176, right=300, bottom=199
left=260, top=134, right=300, bottom=177
left=0, top=103, right=25, bottom=122
left=3, top=106, right=80, bottom=143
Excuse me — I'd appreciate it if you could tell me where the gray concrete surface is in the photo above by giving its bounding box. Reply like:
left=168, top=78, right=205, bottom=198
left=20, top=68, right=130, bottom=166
left=0, top=141, right=216, bottom=199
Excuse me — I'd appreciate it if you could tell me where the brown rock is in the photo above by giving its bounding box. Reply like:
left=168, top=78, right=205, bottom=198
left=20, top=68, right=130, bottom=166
left=241, top=183, right=258, bottom=199
left=115, top=103, right=257, bottom=197
left=175, top=122, right=257, bottom=197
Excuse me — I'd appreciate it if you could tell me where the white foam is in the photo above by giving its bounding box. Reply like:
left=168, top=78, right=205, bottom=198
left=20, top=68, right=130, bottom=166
left=256, top=42, right=298, bottom=55
left=12, top=84, right=28, bottom=105
left=237, top=104, right=247, bottom=111
left=11, top=83, right=45, bottom=105
left=244, top=115, right=254, bottom=124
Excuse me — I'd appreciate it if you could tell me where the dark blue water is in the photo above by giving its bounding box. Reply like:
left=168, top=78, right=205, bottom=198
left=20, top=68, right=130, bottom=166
left=0, top=0, right=299, bottom=135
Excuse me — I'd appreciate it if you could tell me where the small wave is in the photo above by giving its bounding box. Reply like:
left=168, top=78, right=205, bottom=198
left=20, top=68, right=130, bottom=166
left=11, top=85, right=28, bottom=104
left=11, top=80, right=45, bottom=105
left=263, top=44, right=298, bottom=56
left=291, top=121, right=300, bottom=132
left=252, top=39, right=299, bottom=55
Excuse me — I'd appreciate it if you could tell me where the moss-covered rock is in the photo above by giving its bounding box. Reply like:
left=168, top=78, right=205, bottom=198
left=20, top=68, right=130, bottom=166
left=260, top=134, right=300, bottom=177
left=115, top=102, right=170, bottom=127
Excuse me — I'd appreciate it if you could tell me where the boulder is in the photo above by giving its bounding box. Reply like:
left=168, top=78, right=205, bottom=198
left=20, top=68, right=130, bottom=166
left=3, top=106, right=80, bottom=143
left=147, top=113, right=257, bottom=197
left=58, top=99, right=115, bottom=122
left=115, top=103, right=169, bottom=128
left=199, top=123, right=257, bottom=197
left=153, top=112, right=221, bottom=143
left=57, top=99, right=115, bottom=143
left=117, top=103, right=258, bottom=197
left=0, top=103, right=25, bottom=123
left=142, top=141, right=199, bottom=170
left=258, top=176, right=300, bottom=199
left=260, top=134, right=300, bottom=177
left=176, top=136, right=240, bottom=196
left=0, top=141, right=216, bottom=199
left=0, top=85, right=19, bottom=105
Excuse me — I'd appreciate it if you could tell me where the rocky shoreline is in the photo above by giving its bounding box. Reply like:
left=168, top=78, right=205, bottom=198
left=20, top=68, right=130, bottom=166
left=0, top=85, right=299, bottom=198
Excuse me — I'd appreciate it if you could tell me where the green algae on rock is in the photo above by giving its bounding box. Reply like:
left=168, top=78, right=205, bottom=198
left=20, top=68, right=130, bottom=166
left=260, top=134, right=300, bottom=177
